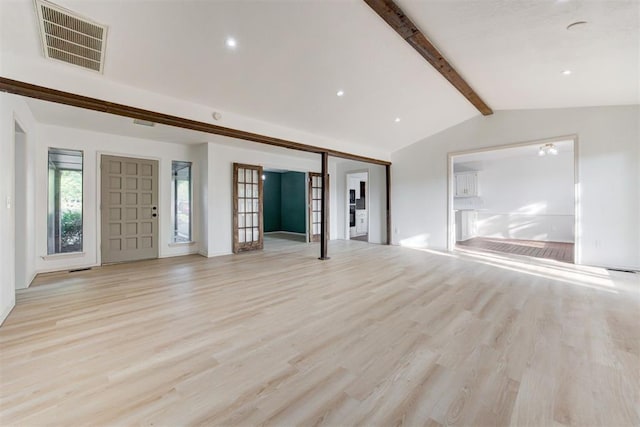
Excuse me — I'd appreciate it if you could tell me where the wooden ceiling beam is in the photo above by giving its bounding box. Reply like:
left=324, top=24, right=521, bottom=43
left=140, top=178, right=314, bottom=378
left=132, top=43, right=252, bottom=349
left=363, top=0, right=493, bottom=116
left=0, top=77, right=391, bottom=166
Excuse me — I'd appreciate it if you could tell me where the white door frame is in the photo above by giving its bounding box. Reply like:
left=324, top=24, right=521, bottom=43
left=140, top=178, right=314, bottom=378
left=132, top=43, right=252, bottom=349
left=96, top=151, right=163, bottom=265
left=345, top=170, right=370, bottom=241
left=446, top=134, right=580, bottom=264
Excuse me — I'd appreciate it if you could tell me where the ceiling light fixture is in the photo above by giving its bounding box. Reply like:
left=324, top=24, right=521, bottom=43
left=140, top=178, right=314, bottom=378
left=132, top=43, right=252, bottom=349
left=336, top=90, right=345, bottom=97
left=225, top=37, right=237, bottom=49
left=562, top=70, right=572, bottom=76
left=538, top=143, right=558, bottom=156
left=394, top=117, right=401, bottom=123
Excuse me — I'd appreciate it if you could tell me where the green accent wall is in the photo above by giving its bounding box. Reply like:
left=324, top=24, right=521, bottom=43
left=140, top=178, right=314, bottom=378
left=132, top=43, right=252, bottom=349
left=263, top=171, right=306, bottom=234
left=263, top=172, right=281, bottom=232
left=280, top=172, right=306, bottom=233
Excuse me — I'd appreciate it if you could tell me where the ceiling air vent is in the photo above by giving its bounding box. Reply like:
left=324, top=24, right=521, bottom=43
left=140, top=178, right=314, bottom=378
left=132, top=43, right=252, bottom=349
left=35, top=0, right=108, bottom=73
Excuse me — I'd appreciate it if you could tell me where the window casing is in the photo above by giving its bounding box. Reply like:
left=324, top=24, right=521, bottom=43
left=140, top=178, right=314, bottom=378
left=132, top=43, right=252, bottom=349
left=47, top=148, right=83, bottom=254
left=171, top=161, right=192, bottom=243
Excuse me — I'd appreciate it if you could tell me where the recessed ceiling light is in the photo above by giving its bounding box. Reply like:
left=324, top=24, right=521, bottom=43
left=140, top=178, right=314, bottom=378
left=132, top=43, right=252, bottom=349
left=394, top=117, right=401, bottom=123
left=562, top=70, right=572, bottom=75
left=336, top=90, right=345, bottom=97
left=225, top=37, right=237, bottom=49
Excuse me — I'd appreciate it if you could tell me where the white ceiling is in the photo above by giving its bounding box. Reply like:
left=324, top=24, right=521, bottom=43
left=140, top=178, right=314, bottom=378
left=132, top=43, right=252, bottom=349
left=2, top=0, right=638, bottom=155
left=400, top=0, right=640, bottom=110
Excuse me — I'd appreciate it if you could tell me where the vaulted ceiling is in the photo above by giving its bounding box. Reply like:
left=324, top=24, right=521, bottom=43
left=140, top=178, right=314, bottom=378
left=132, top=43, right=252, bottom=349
left=1, top=0, right=638, bottom=154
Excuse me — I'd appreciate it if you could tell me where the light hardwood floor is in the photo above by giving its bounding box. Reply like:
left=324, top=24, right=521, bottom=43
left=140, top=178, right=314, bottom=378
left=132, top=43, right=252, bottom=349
left=1, top=240, right=638, bottom=426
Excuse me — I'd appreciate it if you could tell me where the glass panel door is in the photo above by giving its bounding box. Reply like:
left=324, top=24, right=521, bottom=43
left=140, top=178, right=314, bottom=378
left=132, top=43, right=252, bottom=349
left=308, top=172, right=327, bottom=243
left=233, top=163, right=263, bottom=253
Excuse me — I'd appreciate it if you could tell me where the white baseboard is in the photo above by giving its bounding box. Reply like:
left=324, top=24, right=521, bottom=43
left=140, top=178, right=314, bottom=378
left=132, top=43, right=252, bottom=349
left=0, top=297, right=16, bottom=327
left=36, top=262, right=100, bottom=275
left=206, top=251, right=233, bottom=258
left=158, top=250, right=199, bottom=259
left=16, top=271, right=38, bottom=290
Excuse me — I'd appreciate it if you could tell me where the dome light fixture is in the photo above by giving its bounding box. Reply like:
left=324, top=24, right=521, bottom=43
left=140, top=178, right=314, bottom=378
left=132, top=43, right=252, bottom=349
left=538, top=143, right=558, bottom=156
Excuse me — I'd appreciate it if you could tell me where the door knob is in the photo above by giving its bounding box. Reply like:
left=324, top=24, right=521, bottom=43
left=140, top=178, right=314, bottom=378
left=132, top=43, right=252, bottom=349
left=152, top=213, right=157, bottom=218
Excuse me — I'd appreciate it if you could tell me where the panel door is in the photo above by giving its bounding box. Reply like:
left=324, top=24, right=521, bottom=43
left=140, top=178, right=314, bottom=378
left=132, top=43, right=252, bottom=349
left=308, top=172, right=328, bottom=243
left=233, top=163, right=263, bottom=253
left=101, top=155, right=159, bottom=264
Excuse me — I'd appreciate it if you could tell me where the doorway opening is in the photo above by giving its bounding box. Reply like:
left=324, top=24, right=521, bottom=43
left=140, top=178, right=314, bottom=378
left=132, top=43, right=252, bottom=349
left=14, top=122, right=27, bottom=289
left=346, top=171, right=368, bottom=242
left=262, top=169, right=307, bottom=247
left=448, top=137, right=577, bottom=264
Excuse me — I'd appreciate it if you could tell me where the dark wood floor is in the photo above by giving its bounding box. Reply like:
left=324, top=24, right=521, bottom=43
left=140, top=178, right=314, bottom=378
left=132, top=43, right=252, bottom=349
left=457, top=237, right=574, bottom=263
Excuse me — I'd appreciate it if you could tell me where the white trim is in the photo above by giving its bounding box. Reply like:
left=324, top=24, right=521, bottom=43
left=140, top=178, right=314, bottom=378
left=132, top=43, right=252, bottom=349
left=446, top=134, right=580, bottom=264
left=206, top=250, right=233, bottom=258
left=345, top=169, right=370, bottom=242
left=25, top=272, right=37, bottom=289
left=42, top=251, right=86, bottom=260
left=36, top=261, right=99, bottom=275
left=159, top=251, right=199, bottom=259
left=0, top=297, right=16, bottom=327
left=168, top=241, right=196, bottom=247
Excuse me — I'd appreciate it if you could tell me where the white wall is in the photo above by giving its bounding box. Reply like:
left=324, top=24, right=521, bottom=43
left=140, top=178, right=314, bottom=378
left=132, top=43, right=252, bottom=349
left=456, top=151, right=575, bottom=242
left=34, top=124, right=202, bottom=273
left=392, top=106, right=640, bottom=269
left=197, top=143, right=209, bottom=257
left=335, top=160, right=387, bottom=244
left=0, top=93, right=38, bottom=325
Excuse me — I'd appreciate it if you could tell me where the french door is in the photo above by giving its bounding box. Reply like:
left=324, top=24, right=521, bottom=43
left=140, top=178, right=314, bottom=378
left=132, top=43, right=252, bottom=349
left=233, top=163, right=264, bottom=253
left=308, top=172, right=328, bottom=242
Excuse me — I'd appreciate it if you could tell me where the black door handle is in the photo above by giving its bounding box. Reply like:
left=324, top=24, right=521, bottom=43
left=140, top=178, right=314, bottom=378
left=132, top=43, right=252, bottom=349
left=152, top=213, right=157, bottom=218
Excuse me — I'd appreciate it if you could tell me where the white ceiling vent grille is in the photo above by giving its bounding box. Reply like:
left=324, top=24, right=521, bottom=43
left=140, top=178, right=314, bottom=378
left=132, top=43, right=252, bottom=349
left=35, top=0, right=108, bottom=73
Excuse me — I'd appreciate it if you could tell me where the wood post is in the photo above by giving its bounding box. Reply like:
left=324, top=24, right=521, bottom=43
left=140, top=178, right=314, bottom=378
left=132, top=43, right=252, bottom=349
left=386, top=164, right=391, bottom=245
left=319, top=152, right=330, bottom=260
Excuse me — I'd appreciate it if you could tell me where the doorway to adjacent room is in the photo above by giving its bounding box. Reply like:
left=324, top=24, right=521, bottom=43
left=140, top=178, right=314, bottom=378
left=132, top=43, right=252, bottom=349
left=448, top=138, right=577, bottom=264
left=346, top=171, right=369, bottom=242
left=263, top=169, right=308, bottom=247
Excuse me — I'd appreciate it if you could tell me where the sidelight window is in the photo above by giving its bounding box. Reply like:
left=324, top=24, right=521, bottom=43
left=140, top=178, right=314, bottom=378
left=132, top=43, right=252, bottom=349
left=47, top=148, right=83, bottom=254
left=171, top=161, right=192, bottom=243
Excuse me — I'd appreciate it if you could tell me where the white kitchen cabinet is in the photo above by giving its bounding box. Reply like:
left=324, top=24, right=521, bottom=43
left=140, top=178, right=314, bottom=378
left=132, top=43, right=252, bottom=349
left=355, top=209, right=367, bottom=234
left=455, top=210, right=477, bottom=241
left=455, top=172, right=478, bottom=197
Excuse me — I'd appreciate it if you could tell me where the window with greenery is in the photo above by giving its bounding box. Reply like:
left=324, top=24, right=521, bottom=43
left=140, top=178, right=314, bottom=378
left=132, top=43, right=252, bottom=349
left=47, top=148, right=83, bottom=254
left=172, top=161, right=192, bottom=243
